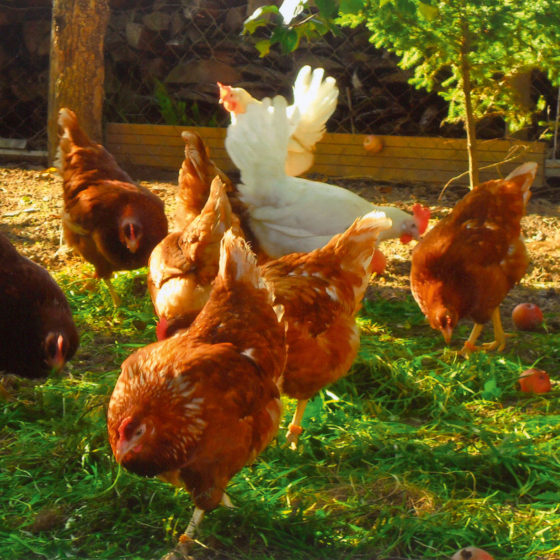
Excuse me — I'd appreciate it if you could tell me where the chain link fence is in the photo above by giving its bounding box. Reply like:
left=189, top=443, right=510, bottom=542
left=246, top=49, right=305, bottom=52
left=0, top=2, right=51, bottom=151
left=0, top=0, right=557, bottom=156
left=103, top=0, right=455, bottom=137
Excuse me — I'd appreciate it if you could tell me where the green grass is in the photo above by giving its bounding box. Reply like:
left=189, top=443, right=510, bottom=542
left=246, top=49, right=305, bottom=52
left=1, top=266, right=559, bottom=559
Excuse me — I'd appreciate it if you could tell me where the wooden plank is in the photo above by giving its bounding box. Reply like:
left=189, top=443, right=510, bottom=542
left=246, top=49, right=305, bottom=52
left=106, top=122, right=545, bottom=155
left=104, top=123, right=546, bottom=186
left=107, top=140, right=543, bottom=180
left=320, top=131, right=547, bottom=152
left=106, top=123, right=226, bottom=139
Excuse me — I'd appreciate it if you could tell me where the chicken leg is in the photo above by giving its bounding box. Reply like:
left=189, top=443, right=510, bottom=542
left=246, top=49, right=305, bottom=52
left=103, top=278, right=121, bottom=307
left=180, top=493, right=234, bottom=542
left=286, top=399, right=308, bottom=450
left=460, top=307, right=510, bottom=357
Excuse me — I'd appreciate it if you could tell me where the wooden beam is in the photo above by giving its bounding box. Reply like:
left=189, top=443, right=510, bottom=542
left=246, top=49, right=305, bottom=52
left=104, top=124, right=547, bottom=187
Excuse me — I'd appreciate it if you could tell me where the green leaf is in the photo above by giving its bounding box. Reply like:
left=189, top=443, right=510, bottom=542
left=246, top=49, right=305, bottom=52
left=316, top=0, right=338, bottom=18
left=255, top=39, right=272, bottom=57
left=281, top=27, right=301, bottom=53
left=418, top=1, right=439, bottom=21
left=339, top=0, right=366, bottom=14
left=482, top=377, right=503, bottom=400
left=243, top=5, right=280, bottom=35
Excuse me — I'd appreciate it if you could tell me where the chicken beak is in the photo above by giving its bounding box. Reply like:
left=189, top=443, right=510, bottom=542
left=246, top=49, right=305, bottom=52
left=217, top=82, right=229, bottom=103
left=127, top=238, right=139, bottom=253
left=126, top=224, right=139, bottom=253
left=115, top=439, right=135, bottom=464
left=441, top=324, right=453, bottom=345
left=49, top=334, right=66, bottom=372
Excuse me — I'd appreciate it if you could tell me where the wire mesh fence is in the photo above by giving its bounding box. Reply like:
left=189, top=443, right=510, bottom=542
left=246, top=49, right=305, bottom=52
left=103, top=0, right=454, bottom=137
left=0, top=0, right=558, bottom=156
left=0, top=2, right=51, bottom=151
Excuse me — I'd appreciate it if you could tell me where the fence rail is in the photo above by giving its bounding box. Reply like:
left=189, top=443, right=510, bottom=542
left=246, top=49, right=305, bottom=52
left=105, top=122, right=547, bottom=187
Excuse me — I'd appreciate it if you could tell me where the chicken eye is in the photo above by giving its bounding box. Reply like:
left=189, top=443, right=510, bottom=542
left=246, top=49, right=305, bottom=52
left=135, top=426, right=145, bottom=438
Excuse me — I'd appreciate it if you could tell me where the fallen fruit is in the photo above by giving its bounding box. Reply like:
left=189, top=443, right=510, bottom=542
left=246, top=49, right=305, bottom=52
left=363, top=135, right=384, bottom=153
left=519, top=368, right=551, bottom=394
left=451, top=546, right=494, bottom=560
left=512, top=302, right=543, bottom=331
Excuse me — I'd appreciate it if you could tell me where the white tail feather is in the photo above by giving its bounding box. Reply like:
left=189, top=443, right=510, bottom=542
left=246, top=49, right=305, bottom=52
left=225, top=95, right=290, bottom=204
left=290, top=65, right=339, bottom=151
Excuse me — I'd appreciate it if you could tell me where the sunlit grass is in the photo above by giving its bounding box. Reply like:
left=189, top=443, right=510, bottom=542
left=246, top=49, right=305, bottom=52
left=1, top=266, right=559, bottom=559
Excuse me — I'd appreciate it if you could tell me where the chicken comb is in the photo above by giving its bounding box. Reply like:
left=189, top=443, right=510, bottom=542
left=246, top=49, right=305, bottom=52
left=217, top=82, right=232, bottom=103
left=412, top=203, right=430, bottom=235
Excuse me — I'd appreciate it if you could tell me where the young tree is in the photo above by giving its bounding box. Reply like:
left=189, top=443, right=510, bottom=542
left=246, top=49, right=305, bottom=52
left=48, top=0, right=110, bottom=164
left=245, top=0, right=560, bottom=187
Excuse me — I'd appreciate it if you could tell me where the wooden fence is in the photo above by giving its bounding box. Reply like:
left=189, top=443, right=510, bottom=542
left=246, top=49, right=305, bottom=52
left=105, top=123, right=547, bottom=187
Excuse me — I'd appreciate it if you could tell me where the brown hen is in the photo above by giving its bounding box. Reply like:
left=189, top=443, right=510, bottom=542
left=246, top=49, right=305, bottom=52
left=148, top=176, right=243, bottom=338
left=0, top=231, right=79, bottom=379
left=174, top=130, right=234, bottom=231
left=107, top=231, right=286, bottom=539
left=410, top=162, right=537, bottom=355
left=56, top=108, right=168, bottom=304
left=174, top=129, right=265, bottom=259
left=152, top=196, right=391, bottom=448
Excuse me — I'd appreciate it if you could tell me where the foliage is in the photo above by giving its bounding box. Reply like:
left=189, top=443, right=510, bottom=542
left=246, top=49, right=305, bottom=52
left=1, top=265, right=559, bottom=559
left=153, top=79, right=219, bottom=127
left=244, top=0, right=560, bottom=132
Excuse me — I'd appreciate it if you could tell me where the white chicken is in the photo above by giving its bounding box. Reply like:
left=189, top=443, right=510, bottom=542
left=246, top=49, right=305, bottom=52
left=218, top=65, right=339, bottom=177
left=224, top=95, right=430, bottom=259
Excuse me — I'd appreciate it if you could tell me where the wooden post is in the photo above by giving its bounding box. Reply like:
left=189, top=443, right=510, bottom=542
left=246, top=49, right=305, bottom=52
left=47, top=0, right=110, bottom=164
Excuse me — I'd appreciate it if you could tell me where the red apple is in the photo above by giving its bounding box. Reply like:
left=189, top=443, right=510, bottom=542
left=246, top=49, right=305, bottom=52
left=363, top=135, right=384, bottom=153
left=512, top=303, right=543, bottom=331
left=519, top=368, right=552, bottom=394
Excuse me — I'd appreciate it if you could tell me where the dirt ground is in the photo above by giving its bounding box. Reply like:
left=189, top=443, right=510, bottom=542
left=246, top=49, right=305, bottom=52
left=1, top=161, right=559, bottom=332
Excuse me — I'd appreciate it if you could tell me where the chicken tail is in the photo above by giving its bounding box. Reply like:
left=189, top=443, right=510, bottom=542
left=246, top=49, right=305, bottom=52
left=180, top=130, right=211, bottom=184
left=55, top=108, right=97, bottom=171
left=219, top=229, right=264, bottom=291
left=504, top=161, right=537, bottom=207
left=289, top=66, right=339, bottom=152
left=181, top=176, right=241, bottom=261
left=225, top=95, right=289, bottom=203
left=55, top=107, right=133, bottom=185
left=54, top=108, right=83, bottom=174
left=325, top=210, right=392, bottom=274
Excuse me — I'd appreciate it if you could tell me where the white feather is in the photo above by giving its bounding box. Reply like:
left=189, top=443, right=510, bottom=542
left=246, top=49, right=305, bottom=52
left=225, top=97, right=414, bottom=258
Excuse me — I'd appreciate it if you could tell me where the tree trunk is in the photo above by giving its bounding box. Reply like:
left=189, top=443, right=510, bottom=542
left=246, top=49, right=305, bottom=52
left=459, top=20, right=479, bottom=188
left=47, top=0, right=110, bottom=164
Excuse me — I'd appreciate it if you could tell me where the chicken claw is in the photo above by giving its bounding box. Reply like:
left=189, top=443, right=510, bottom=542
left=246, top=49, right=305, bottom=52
left=285, top=399, right=308, bottom=450
left=459, top=308, right=511, bottom=357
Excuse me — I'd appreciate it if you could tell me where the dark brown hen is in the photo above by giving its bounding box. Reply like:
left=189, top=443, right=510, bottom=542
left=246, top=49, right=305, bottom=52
left=0, top=232, right=79, bottom=378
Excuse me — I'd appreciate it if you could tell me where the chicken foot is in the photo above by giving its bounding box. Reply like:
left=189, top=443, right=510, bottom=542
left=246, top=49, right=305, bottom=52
left=460, top=308, right=510, bottom=357
left=286, top=399, right=308, bottom=450
left=179, top=493, right=234, bottom=543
